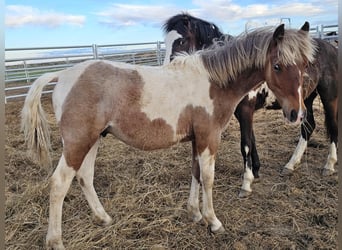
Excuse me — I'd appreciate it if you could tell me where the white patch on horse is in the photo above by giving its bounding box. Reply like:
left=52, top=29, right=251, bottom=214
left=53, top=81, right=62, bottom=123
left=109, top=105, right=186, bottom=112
left=248, top=82, right=277, bottom=106
left=163, top=30, right=182, bottom=65
left=297, top=86, right=305, bottom=123
left=139, top=61, right=214, bottom=140
left=324, top=142, right=337, bottom=172
left=241, top=166, right=254, bottom=193
left=259, top=82, right=276, bottom=106
left=248, top=90, right=257, bottom=100
left=284, top=135, right=307, bottom=171
left=244, top=145, right=249, bottom=156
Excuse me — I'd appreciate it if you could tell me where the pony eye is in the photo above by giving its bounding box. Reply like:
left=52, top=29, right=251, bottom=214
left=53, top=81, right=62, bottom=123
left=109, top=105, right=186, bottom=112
left=273, top=64, right=281, bottom=72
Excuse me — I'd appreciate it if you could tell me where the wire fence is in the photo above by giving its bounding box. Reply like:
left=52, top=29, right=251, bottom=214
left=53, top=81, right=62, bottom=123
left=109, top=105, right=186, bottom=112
left=5, top=41, right=166, bottom=102
left=5, top=23, right=338, bottom=103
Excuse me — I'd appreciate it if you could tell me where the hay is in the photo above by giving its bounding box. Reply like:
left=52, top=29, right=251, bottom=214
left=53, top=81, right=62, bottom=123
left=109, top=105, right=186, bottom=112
left=5, top=97, right=337, bottom=249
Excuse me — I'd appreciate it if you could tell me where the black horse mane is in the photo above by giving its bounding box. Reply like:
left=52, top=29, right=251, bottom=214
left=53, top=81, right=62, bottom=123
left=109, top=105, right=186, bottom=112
left=162, top=13, right=225, bottom=47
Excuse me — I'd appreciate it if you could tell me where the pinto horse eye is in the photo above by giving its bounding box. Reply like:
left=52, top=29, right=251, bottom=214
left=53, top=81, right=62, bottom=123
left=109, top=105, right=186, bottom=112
left=273, top=64, right=281, bottom=72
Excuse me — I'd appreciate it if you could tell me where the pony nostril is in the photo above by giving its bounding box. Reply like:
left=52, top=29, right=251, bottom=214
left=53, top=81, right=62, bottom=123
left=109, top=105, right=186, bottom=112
left=290, top=109, right=298, bottom=122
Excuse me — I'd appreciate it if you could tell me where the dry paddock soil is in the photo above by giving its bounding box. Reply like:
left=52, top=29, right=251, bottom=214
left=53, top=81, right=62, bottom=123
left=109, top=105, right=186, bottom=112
left=5, top=96, right=337, bottom=249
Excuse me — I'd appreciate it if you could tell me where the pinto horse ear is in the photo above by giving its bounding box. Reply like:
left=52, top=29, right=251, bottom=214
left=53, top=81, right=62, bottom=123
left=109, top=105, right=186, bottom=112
left=300, top=21, right=310, bottom=32
left=273, top=23, right=285, bottom=42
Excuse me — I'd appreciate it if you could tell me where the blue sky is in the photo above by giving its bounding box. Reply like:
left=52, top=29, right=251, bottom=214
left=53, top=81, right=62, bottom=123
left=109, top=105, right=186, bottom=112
left=5, top=0, right=338, bottom=48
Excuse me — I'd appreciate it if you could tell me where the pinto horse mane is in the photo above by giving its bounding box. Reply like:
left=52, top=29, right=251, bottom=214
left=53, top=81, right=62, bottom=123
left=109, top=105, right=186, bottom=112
left=163, top=12, right=224, bottom=48
left=197, top=26, right=317, bottom=88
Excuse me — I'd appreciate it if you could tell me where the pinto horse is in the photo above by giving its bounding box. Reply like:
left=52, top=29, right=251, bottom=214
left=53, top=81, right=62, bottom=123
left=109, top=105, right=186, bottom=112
left=21, top=23, right=315, bottom=249
left=163, top=13, right=338, bottom=197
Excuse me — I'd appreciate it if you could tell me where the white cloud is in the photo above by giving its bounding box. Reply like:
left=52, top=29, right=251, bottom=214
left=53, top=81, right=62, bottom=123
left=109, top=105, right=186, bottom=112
left=96, top=3, right=180, bottom=28
left=94, top=0, right=336, bottom=31
left=191, top=1, right=325, bottom=21
left=5, top=5, right=86, bottom=28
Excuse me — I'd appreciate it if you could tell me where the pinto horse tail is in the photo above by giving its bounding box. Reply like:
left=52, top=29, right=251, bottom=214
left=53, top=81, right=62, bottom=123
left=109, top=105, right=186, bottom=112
left=21, top=72, right=59, bottom=167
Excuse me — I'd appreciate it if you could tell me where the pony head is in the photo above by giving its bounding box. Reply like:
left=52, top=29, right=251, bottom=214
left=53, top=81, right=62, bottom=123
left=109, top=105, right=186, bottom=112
left=265, top=22, right=316, bottom=124
left=163, top=13, right=224, bottom=64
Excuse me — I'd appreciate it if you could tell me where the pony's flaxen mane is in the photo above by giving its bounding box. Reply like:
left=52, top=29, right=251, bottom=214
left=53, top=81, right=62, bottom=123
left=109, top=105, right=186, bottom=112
left=199, top=26, right=317, bottom=88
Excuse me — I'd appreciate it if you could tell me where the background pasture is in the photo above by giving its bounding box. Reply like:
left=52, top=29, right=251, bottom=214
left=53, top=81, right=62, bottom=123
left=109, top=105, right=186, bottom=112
left=5, top=94, right=337, bottom=249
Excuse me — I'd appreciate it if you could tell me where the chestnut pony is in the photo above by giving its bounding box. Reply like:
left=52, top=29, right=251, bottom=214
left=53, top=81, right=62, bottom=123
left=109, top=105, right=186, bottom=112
left=22, top=23, right=315, bottom=249
left=163, top=13, right=337, bottom=197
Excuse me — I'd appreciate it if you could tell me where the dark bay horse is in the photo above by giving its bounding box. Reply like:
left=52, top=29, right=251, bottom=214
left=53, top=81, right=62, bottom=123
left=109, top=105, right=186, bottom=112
left=163, top=13, right=338, bottom=197
left=22, top=23, right=315, bottom=249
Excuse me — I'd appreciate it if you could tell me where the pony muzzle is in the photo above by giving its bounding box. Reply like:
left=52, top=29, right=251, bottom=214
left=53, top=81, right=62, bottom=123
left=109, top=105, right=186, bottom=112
left=283, top=107, right=306, bottom=125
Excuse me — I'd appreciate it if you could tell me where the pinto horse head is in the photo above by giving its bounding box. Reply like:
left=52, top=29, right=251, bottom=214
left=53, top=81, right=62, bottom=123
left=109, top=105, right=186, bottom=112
left=264, top=22, right=316, bottom=124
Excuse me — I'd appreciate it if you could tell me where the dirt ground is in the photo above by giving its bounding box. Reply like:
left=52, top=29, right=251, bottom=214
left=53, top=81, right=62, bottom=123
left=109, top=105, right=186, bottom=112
left=5, top=96, right=337, bottom=249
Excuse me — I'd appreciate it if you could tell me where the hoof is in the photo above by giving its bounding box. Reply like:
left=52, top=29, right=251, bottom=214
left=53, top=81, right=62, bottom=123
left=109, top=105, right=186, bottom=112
left=93, top=214, right=113, bottom=226
left=208, top=225, right=225, bottom=234
left=253, top=175, right=261, bottom=183
left=192, top=214, right=203, bottom=223
left=46, top=239, right=65, bottom=250
left=239, top=189, right=252, bottom=198
left=252, top=171, right=260, bottom=179
left=322, top=168, right=335, bottom=176
left=280, top=168, right=293, bottom=177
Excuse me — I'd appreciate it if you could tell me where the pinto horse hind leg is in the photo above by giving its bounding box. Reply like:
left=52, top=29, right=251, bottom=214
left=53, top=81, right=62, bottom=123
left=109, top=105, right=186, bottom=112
left=75, top=139, right=113, bottom=226
left=187, top=140, right=203, bottom=223
left=282, top=91, right=317, bottom=176
left=47, top=118, right=104, bottom=248
left=46, top=155, right=76, bottom=250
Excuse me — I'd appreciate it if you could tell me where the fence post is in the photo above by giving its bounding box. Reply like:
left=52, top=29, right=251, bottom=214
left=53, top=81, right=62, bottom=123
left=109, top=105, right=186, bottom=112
left=92, top=44, right=98, bottom=59
left=156, top=41, right=162, bottom=65
left=23, top=60, right=30, bottom=83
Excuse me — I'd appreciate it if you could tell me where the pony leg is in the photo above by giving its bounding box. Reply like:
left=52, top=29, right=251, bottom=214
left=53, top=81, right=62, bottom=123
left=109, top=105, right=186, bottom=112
left=239, top=145, right=255, bottom=198
left=321, top=97, right=338, bottom=176
left=250, top=131, right=261, bottom=178
left=198, top=148, right=224, bottom=233
left=282, top=92, right=316, bottom=175
left=323, top=142, right=337, bottom=175
left=282, top=136, right=308, bottom=174
left=75, top=139, right=112, bottom=225
left=46, top=155, right=76, bottom=250
left=234, top=99, right=256, bottom=197
left=187, top=141, right=202, bottom=222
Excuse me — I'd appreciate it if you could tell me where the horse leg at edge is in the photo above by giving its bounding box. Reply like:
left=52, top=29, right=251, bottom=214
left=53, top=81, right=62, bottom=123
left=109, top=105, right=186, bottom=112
left=46, top=155, right=76, bottom=250
left=75, top=139, right=113, bottom=225
left=320, top=95, right=338, bottom=176
left=187, top=141, right=202, bottom=223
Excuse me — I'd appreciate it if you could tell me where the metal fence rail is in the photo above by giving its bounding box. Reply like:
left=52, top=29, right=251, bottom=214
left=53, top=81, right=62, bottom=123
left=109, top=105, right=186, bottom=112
left=5, top=23, right=337, bottom=102
left=5, top=41, right=166, bottom=102
left=309, top=24, right=338, bottom=43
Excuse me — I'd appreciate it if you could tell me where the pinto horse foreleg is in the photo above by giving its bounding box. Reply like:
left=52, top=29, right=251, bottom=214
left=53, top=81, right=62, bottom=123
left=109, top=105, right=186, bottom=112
left=76, top=139, right=112, bottom=226
left=198, top=148, right=224, bottom=233
left=46, top=155, right=76, bottom=250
